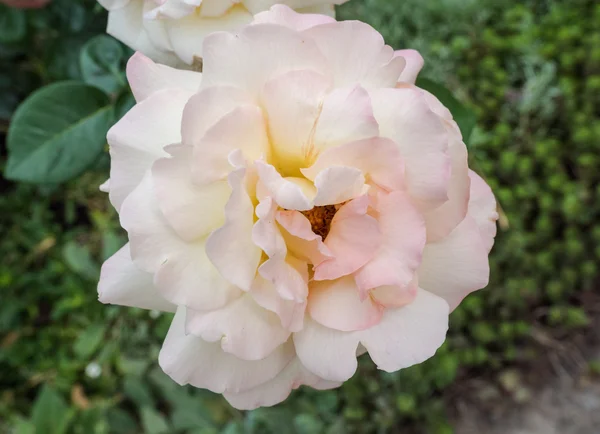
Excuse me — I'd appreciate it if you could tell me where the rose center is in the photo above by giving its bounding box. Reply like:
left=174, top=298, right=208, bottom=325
left=301, top=205, right=337, bottom=239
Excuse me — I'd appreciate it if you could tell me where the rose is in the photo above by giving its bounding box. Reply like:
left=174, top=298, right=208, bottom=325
left=98, top=5, right=498, bottom=409
left=1, top=0, right=50, bottom=8
left=97, top=0, right=348, bottom=66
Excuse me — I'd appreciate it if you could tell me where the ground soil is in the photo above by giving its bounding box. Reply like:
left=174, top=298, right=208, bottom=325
left=451, top=297, right=600, bottom=434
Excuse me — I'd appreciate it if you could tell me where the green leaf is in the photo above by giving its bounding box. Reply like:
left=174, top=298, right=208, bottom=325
left=117, top=356, right=150, bottom=377
left=63, top=241, right=100, bottom=281
left=416, top=77, right=477, bottom=144
left=221, top=422, right=245, bottom=434
left=294, top=415, right=324, bottom=434
left=80, top=35, right=126, bottom=94
left=123, top=377, right=155, bottom=408
left=148, top=368, right=215, bottom=429
left=115, top=90, right=135, bottom=121
left=0, top=5, right=26, bottom=43
left=13, top=418, right=35, bottom=434
left=31, top=385, right=71, bottom=434
left=5, top=82, right=114, bottom=183
left=249, top=408, right=296, bottom=434
left=106, top=408, right=139, bottom=434
left=140, top=407, right=169, bottom=434
left=101, top=231, right=125, bottom=261
left=73, top=323, right=106, bottom=359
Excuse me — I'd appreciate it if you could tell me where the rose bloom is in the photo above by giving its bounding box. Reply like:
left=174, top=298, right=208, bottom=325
left=97, top=0, right=348, bottom=66
left=98, top=5, right=498, bottom=409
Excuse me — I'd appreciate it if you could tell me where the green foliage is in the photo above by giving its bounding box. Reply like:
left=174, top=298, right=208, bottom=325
left=0, top=5, right=27, bottom=43
left=1, top=0, right=599, bottom=433
left=31, top=385, right=73, bottom=434
left=80, top=35, right=127, bottom=94
left=5, top=82, right=114, bottom=183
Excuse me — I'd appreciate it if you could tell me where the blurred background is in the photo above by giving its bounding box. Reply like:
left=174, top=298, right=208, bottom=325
left=1, top=0, right=599, bottom=433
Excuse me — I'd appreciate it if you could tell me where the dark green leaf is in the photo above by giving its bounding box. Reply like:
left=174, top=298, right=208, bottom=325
left=148, top=368, right=215, bottom=429
left=0, top=5, right=26, bottom=43
left=5, top=81, right=114, bottom=183
left=123, top=377, right=155, bottom=408
left=101, top=231, right=125, bottom=261
left=73, top=323, right=106, bottom=359
left=63, top=241, right=99, bottom=280
left=106, top=408, right=139, bottom=434
left=140, top=407, right=169, bottom=434
left=416, top=77, right=477, bottom=144
left=326, top=418, right=347, bottom=434
left=80, top=35, right=125, bottom=94
left=115, top=90, right=135, bottom=121
left=250, top=408, right=296, bottom=434
left=31, top=385, right=71, bottom=434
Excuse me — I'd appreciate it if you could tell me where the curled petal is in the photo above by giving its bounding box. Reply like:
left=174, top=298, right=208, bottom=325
left=206, top=169, right=262, bottom=291
left=251, top=275, right=306, bottom=332
left=418, top=216, right=490, bottom=311
left=252, top=197, right=310, bottom=302
left=191, top=104, right=269, bottom=185
left=468, top=170, right=498, bottom=253
left=224, top=357, right=340, bottom=410
left=165, top=6, right=253, bottom=64
left=120, top=170, right=187, bottom=273
left=354, top=191, right=426, bottom=294
left=99, top=179, right=110, bottom=193
left=153, top=239, right=242, bottom=312
left=252, top=3, right=336, bottom=30
left=144, top=0, right=195, bottom=20
left=293, top=316, right=360, bottom=382
left=182, top=86, right=253, bottom=149
left=303, top=21, right=406, bottom=88
left=312, top=86, right=379, bottom=153
left=201, top=23, right=328, bottom=96
left=107, top=88, right=189, bottom=211
left=308, top=276, right=383, bottom=332
left=258, top=255, right=309, bottom=303
left=120, top=171, right=240, bottom=312
left=255, top=161, right=314, bottom=211
left=302, top=137, right=405, bottom=192
left=313, top=166, right=366, bottom=206
left=126, top=52, right=201, bottom=102
left=370, top=87, right=451, bottom=211
left=295, top=289, right=449, bottom=382
left=106, top=0, right=180, bottom=66
left=358, top=289, right=449, bottom=372
left=153, top=145, right=230, bottom=242
left=276, top=210, right=331, bottom=265
left=424, top=138, right=470, bottom=242
left=159, top=308, right=294, bottom=394
left=314, top=196, right=381, bottom=281
left=186, top=295, right=290, bottom=361
left=370, top=278, right=419, bottom=308
left=98, top=243, right=176, bottom=312
left=395, top=49, right=424, bottom=84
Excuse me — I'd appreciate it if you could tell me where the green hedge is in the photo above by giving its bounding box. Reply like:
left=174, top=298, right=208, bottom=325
left=1, top=0, right=598, bottom=433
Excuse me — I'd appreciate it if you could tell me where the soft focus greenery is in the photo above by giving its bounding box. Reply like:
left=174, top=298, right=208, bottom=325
left=1, top=0, right=599, bottom=433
